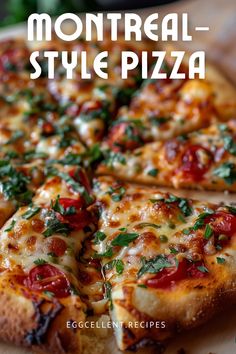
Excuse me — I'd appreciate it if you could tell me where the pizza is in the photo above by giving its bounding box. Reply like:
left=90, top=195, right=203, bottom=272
left=105, top=49, right=236, bottom=148
left=92, top=176, right=236, bottom=351
left=0, top=30, right=236, bottom=354
left=0, top=164, right=97, bottom=353
left=97, top=119, right=236, bottom=191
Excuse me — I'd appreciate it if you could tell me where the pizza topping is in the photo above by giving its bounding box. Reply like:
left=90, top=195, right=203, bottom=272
left=180, top=145, right=212, bottom=181
left=204, top=211, right=236, bottom=237
left=93, top=231, right=107, bottom=244
left=0, top=160, right=33, bottom=204
left=22, top=205, right=41, bottom=220
left=111, top=232, right=139, bottom=247
left=23, top=264, right=70, bottom=298
left=106, top=185, right=126, bottom=202
left=138, top=256, right=208, bottom=289
left=223, top=136, right=236, bottom=156
left=216, top=257, right=225, bottom=264
left=46, top=166, right=93, bottom=205
left=107, top=121, right=142, bottom=152
left=213, top=162, right=236, bottom=185
left=47, top=237, right=67, bottom=257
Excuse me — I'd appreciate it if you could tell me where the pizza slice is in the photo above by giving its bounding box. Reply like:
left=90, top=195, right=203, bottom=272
left=92, top=176, right=236, bottom=351
left=42, top=33, right=154, bottom=147
left=97, top=119, right=236, bottom=192
left=105, top=51, right=236, bottom=149
left=0, top=165, right=97, bottom=353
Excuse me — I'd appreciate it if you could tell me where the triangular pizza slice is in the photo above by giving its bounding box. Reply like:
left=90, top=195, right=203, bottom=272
left=97, top=120, right=236, bottom=192
left=92, top=176, right=236, bottom=350
left=0, top=166, right=97, bottom=353
left=105, top=51, right=236, bottom=149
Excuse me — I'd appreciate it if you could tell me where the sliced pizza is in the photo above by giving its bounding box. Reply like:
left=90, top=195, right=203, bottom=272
left=92, top=176, right=236, bottom=350
left=39, top=33, right=155, bottom=147
left=0, top=165, right=96, bottom=353
left=97, top=119, right=236, bottom=192
left=105, top=51, right=236, bottom=149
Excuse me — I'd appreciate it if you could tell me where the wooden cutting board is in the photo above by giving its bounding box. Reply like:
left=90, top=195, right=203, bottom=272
left=0, top=0, right=236, bottom=352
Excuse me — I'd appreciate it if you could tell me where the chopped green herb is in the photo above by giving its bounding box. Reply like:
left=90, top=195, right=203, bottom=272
left=147, top=168, right=159, bottom=177
left=204, top=224, right=213, bottom=239
left=216, top=257, right=225, bottom=264
left=111, top=232, right=139, bottom=247
left=213, top=163, right=236, bottom=185
left=138, top=255, right=173, bottom=278
left=106, top=186, right=126, bottom=202
left=5, top=219, right=16, bottom=232
left=93, top=231, right=106, bottom=244
left=197, top=265, right=209, bottom=273
left=22, top=205, right=41, bottom=220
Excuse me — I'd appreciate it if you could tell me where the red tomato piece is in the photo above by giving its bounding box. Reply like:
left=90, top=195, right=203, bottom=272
left=146, top=257, right=187, bottom=289
left=180, top=145, right=212, bottom=182
left=59, top=197, right=84, bottom=210
left=107, top=122, right=142, bottom=152
left=146, top=258, right=207, bottom=289
left=205, top=211, right=236, bottom=237
left=24, top=264, right=70, bottom=298
left=57, top=209, right=91, bottom=230
left=56, top=197, right=91, bottom=231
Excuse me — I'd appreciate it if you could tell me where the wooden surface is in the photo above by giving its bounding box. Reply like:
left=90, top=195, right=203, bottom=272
left=0, top=0, right=236, bottom=353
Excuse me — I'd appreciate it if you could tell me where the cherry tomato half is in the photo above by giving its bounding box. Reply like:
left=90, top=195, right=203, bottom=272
left=24, top=264, right=70, bottom=298
left=205, top=211, right=236, bottom=237
left=180, top=145, right=212, bottom=182
left=146, top=258, right=207, bottom=289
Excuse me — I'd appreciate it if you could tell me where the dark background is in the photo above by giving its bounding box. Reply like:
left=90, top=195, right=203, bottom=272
left=0, top=0, right=178, bottom=26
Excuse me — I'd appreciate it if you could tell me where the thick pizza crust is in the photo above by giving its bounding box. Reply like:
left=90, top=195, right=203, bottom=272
left=0, top=276, right=85, bottom=354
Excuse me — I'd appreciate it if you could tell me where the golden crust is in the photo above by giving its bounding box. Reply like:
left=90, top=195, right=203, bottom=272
left=0, top=275, right=85, bottom=354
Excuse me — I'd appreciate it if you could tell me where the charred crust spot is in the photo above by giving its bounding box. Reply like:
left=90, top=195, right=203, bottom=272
left=25, top=300, right=63, bottom=346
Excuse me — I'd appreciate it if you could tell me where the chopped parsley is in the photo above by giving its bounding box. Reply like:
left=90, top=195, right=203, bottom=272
left=43, top=210, right=71, bottom=237
left=51, top=195, right=76, bottom=216
left=138, top=255, right=173, bottom=278
left=213, top=162, right=236, bottom=185
left=93, top=231, right=107, bottom=244
left=0, top=160, right=33, bottom=204
left=103, top=150, right=126, bottom=168
left=111, top=232, right=139, bottom=247
left=104, top=259, right=124, bottom=275
left=106, top=186, right=126, bottom=202
left=216, top=257, right=225, bottom=264
left=223, top=136, right=236, bottom=156
left=204, top=224, right=213, bottom=239
left=197, top=265, right=209, bottom=273
left=147, top=168, right=159, bottom=177
left=5, top=219, right=16, bottom=232
left=45, top=166, right=93, bottom=205
left=22, top=205, right=41, bottom=220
